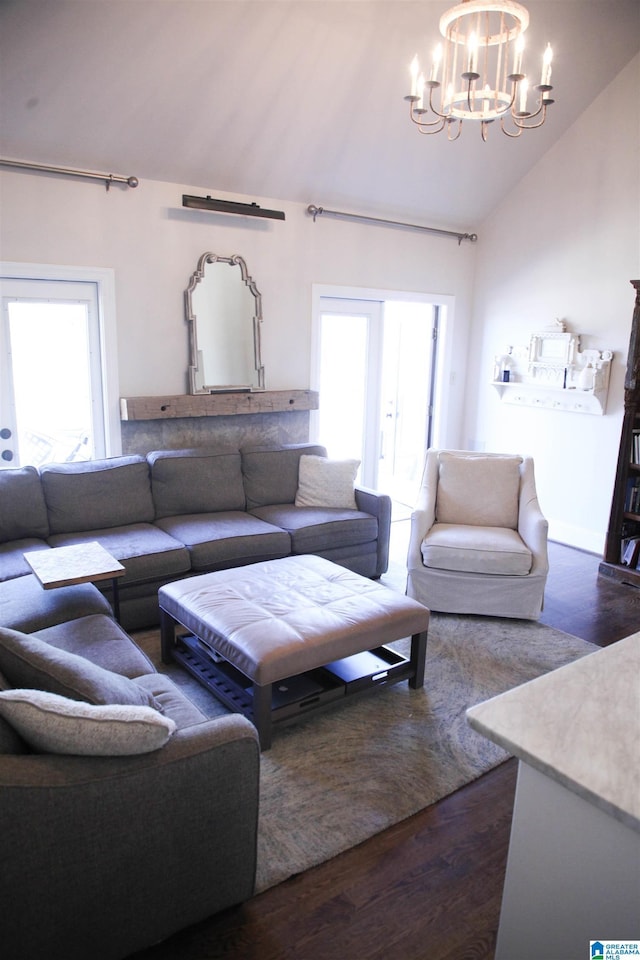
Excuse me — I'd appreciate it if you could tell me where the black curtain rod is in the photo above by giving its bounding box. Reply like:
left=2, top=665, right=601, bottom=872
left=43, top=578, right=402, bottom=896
left=307, top=204, right=477, bottom=244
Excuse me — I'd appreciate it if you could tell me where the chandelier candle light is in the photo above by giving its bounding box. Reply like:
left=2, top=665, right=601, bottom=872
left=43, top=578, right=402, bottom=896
left=405, top=0, right=554, bottom=140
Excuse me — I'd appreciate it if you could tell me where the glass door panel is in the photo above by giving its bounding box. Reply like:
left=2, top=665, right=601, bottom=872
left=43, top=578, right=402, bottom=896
left=316, top=295, right=437, bottom=506
left=0, top=278, right=105, bottom=467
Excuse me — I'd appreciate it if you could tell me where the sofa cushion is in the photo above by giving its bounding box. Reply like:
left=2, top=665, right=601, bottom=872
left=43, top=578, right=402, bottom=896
left=134, top=673, right=208, bottom=728
left=0, top=465, right=49, bottom=543
left=0, top=539, right=50, bottom=582
left=0, top=627, right=160, bottom=708
left=32, top=614, right=156, bottom=679
left=156, top=512, right=290, bottom=571
left=0, top=689, right=176, bottom=755
left=421, top=522, right=532, bottom=575
left=0, top=574, right=112, bottom=634
left=148, top=449, right=245, bottom=518
left=436, top=453, right=523, bottom=529
left=40, top=456, right=155, bottom=534
left=251, top=505, right=378, bottom=553
left=47, top=524, right=191, bottom=585
left=241, top=443, right=327, bottom=510
left=295, top=455, right=360, bottom=510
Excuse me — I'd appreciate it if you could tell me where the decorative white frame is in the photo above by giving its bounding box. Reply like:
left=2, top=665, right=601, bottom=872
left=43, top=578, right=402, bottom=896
left=529, top=329, right=579, bottom=372
left=491, top=322, right=613, bottom=415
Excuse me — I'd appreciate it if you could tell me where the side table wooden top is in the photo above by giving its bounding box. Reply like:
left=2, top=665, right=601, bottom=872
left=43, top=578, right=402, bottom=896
left=25, top=541, right=125, bottom=590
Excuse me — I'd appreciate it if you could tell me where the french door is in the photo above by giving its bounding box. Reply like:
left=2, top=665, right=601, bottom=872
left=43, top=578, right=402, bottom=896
left=314, top=295, right=438, bottom=506
left=0, top=276, right=108, bottom=468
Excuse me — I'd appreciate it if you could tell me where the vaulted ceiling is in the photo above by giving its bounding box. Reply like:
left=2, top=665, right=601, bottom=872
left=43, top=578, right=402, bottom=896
left=1, top=1, right=638, bottom=231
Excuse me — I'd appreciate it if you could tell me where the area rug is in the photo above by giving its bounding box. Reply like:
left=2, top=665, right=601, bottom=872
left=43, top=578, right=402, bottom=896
left=136, top=612, right=597, bottom=894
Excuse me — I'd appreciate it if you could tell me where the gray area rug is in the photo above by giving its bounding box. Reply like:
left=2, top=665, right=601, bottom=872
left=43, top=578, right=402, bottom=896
left=136, top=610, right=597, bottom=894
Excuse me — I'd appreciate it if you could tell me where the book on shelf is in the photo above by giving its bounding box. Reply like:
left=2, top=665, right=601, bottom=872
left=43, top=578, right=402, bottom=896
left=622, top=536, right=640, bottom=567
left=632, top=429, right=640, bottom=464
left=624, top=476, right=640, bottom=514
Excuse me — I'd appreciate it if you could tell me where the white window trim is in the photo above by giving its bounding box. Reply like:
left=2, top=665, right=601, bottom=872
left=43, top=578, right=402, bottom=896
left=0, top=262, right=121, bottom=457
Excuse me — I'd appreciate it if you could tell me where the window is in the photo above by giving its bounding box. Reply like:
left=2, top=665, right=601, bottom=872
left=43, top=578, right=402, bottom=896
left=0, top=264, right=120, bottom=468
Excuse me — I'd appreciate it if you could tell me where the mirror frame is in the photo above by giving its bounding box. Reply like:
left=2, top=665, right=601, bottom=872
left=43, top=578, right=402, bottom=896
left=185, top=252, right=265, bottom=394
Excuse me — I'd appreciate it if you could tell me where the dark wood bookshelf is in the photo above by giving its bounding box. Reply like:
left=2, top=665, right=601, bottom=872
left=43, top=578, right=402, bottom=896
left=599, top=279, right=640, bottom=586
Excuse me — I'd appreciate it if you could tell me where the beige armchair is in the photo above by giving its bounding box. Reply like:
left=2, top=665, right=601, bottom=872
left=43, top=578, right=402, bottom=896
left=406, top=450, right=549, bottom=620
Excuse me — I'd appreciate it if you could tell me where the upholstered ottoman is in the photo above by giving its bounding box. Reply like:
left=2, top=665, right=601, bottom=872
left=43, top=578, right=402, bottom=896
left=159, top=555, right=430, bottom=748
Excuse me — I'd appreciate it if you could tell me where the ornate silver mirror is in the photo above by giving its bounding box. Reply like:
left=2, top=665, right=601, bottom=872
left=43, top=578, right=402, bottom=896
left=185, top=253, right=264, bottom=393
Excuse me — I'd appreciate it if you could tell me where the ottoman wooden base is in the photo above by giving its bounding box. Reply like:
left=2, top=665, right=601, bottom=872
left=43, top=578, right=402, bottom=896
left=159, top=555, right=429, bottom=749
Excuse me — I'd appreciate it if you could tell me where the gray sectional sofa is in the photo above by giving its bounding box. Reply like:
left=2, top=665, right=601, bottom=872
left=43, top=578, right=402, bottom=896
left=0, top=609, right=260, bottom=960
left=0, top=441, right=391, bottom=958
left=0, top=442, right=391, bottom=631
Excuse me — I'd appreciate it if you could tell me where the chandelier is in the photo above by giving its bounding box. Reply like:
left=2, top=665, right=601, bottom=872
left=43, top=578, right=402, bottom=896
left=404, top=0, right=554, bottom=140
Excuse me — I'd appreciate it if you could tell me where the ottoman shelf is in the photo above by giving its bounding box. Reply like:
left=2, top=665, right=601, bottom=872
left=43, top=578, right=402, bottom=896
left=172, top=633, right=416, bottom=735
left=173, top=633, right=345, bottom=723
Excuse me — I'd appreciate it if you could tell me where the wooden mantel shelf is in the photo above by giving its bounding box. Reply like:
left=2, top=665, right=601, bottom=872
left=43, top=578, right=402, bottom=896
left=120, top=389, right=319, bottom=421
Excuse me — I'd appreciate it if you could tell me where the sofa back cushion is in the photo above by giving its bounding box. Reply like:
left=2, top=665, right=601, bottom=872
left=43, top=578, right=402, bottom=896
left=436, top=452, right=523, bottom=529
left=0, top=465, right=49, bottom=543
left=0, top=626, right=159, bottom=708
left=40, top=456, right=155, bottom=534
left=241, top=443, right=327, bottom=510
left=148, top=449, right=245, bottom=518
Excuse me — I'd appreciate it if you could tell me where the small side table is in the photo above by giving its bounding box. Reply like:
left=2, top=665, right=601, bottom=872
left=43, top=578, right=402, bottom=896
left=25, top=541, right=126, bottom=623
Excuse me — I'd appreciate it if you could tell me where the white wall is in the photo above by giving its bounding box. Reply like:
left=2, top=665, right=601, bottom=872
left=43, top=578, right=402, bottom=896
left=465, top=54, right=640, bottom=553
left=0, top=170, right=476, bottom=453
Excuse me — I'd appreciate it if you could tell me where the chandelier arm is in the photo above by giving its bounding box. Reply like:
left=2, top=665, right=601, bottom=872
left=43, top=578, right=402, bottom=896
left=519, top=97, right=544, bottom=121
left=512, top=102, right=550, bottom=130
left=500, top=115, right=524, bottom=137
left=427, top=82, right=453, bottom=121
left=506, top=81, right=518, bottom=113
left=418, top=118, right=448, bottom=135
left=407, top=98, right=448, bottom=129
left=447, top=120, right=463, bottom=141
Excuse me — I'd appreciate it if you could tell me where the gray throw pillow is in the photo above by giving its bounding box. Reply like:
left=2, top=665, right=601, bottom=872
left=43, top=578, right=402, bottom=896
left=0, top=689, right=176, bottom=756
left=0, top=627, right=159, bottom=709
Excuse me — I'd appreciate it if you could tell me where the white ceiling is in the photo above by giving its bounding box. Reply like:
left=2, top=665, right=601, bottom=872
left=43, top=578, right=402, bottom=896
left=1, top=0, right=638, bottom=231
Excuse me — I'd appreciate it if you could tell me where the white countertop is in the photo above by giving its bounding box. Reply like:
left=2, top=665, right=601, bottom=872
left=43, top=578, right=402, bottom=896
left=467, top=632, right=640, bottom=832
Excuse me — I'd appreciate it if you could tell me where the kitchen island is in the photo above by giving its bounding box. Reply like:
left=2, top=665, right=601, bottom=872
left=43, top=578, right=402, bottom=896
left=467, top=632, right=640, bottom=960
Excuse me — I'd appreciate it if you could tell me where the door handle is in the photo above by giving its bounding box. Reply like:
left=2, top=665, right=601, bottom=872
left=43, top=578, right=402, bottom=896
left=0, top=427, right=13, bottom=461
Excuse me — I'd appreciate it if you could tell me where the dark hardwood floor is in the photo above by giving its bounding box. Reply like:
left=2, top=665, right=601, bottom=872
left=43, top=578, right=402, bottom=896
left=131, top=539, right=640, bottom=960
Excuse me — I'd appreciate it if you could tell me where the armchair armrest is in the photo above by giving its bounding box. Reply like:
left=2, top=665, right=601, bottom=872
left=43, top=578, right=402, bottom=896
left=518, top=496, right=549, bottom=575
left=407, top=508, right=434, bottom=570
left=355, top=486, right=392, bottom=576
left=0, top=714, right=260, bottom=960
left=518, top=461, right=549, bottom=576
left=407, top=452, right=438, bottom=572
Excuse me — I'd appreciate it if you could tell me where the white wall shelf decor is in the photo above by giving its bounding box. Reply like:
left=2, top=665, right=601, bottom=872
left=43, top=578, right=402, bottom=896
left=491, top=321, right=613, bottom=415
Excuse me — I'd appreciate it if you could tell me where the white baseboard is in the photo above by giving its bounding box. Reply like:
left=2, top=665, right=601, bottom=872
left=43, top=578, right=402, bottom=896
left=548, top=519, right=606, bottom=556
